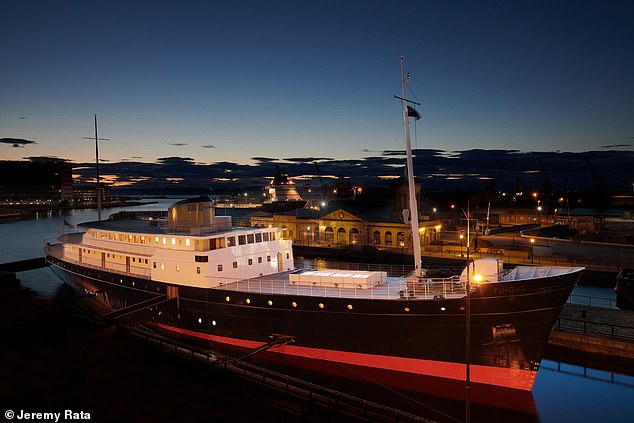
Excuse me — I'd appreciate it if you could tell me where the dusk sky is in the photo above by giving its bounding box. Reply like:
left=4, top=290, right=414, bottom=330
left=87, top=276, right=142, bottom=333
left=2, top=1, right=633, bottom=170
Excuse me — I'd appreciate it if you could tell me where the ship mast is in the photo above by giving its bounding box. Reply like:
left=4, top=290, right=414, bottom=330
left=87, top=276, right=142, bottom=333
left=399, top=57, right=423, bottom=278
left=83, top=114, right=109, bottom=221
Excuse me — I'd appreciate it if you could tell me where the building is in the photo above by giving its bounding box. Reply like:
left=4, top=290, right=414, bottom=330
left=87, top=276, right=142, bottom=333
left=0, top=160, right=73, bottom=203
left=249, top=207, right=441, bottom=255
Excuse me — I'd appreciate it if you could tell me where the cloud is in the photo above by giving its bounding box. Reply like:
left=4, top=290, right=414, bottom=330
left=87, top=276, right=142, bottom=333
left=202, top=144, right=216, bottom=149
left=1, top=137, right=37, bottom=147
left=23, top=156, right=67, bottom=162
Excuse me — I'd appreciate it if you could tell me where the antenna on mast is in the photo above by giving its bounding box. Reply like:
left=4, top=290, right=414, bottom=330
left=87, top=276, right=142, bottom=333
left=83, top=114, right=110, bottom=221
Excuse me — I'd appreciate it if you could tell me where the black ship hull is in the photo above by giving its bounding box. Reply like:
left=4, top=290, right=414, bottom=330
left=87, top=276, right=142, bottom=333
left=47, top=253, right=581, bottom=412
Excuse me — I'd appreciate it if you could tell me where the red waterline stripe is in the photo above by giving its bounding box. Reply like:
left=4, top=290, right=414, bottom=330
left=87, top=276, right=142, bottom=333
left=153, top=323, right=536, bottom=391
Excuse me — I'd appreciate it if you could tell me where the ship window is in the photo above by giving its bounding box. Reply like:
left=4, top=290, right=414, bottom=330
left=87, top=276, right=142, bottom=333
left=248, top=258, right=253, bottom=265
left=185, top=238, right=190, bottom=246
left=238, top=235, right=246, bottom=245
left=227, top=236, right=236, bottom=247
left=160, top=262, right=165, bottom=270
left=286, top=253, right=290, bottom=259
left=196, top=267, right=201, bottom=274
left=385, top=231, right=393, bottom=246
left=145, top=259, right=148, bottom=264
left=176, top=264, right=180, bottom=272
left=258, top=257, right=262, bottom=264
left=255, top=233, right=262, bottom=242
left=162, top=237, right=167, bottom=245
left=233, top=261, right=238, bottom=268
left=155, top=236, right=159, bottom=243
left=195, top=255, right=209, bottom=262
left=153, top=262, right=157, bottom=268
left=132, top=257, right=135, bottom=262
left=270, top=232, right=276, bottom=240
left=171, top=238, right=176, bottom=245
left=373, top=231, right=380, bottom=245
left=263, top=232, right=270, bottom=242
left=218, top=264, right=223, bottom=272
left=267, top=255, right=271, bottom=262
left=141, top=236, right=145, bottom=244
left=247, top=234, right=255, bottom=244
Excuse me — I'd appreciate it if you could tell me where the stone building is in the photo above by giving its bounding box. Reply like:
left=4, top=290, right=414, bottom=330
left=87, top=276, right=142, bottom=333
left=249, top=207, right=441, bottom=255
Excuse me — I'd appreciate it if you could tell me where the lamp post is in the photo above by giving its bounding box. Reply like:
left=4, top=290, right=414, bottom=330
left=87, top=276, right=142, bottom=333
left=459, top=233, right=464, bottom=257
left=530, top=238, right=535, bottom=264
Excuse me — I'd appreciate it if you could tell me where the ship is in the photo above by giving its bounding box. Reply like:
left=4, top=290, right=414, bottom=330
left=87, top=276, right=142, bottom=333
left=44, top=60, right=583, bottom=413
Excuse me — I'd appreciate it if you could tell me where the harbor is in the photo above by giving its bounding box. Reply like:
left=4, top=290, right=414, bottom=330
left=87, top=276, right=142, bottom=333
left=2, top=259, right=633, bottom=422
left=1, top=199, right=633, bottom=422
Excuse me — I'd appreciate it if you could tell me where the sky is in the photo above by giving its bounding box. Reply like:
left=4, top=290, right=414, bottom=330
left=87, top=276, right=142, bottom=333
left=1, top=0, right=633, bottom=187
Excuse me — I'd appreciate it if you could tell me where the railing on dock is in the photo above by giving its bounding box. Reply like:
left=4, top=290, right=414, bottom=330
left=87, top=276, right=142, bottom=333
left=567, top=294, right=618, bottom=310
left=554, top=317, right=634, bottom=341
left=123, top=325, right=431, bottom=423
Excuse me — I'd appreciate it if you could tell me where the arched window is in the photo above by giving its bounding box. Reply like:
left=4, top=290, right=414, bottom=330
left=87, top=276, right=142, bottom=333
left=324, top=227, right=334, bottom=243
left=337, top=227, right=347, bottom=245
left=385, top=231, right=393, bottom=246
left=349, top=228, right=360, bottom=245
left=373, top=231, right=381, bottom=245
left=397, top=232, right=405, bottom=247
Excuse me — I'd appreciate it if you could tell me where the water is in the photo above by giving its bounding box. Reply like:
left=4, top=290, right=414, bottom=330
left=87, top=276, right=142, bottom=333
left=2, top=202, right=633, bottom=422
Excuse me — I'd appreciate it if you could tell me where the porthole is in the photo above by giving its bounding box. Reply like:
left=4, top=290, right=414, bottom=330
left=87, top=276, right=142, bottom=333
left=198, top=318, right=202, bottom=324
left=225, top=296, right=230, bottom=302
left=246, top=298, right=251, bottom=304
left=347, top=304, right=353, bottom=310
left=318, top=303, right=324, bottom=309
left=267, top=300, right=273, bottom=306
left=404, top=307, right=410, bottom=312
left=292, top=301, right=297, bottom=308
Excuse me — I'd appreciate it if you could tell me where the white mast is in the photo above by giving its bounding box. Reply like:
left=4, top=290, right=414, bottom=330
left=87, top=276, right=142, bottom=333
left=400, top=57, right=422, bottom=278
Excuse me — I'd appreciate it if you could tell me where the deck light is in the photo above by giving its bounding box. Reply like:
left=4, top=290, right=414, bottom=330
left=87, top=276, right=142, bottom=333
left=246, top=298, right=251, bottom=304
left=268, top=300, right=273, bottom=306
left=225, top=296, right=230, bottom=302
left=319, top=303, right=324, bottom=309
left=473, top=274, right=484, bottom=284
left=404, top=307, right=410, bottom=312
left=347, top=304, right=353, bottom=310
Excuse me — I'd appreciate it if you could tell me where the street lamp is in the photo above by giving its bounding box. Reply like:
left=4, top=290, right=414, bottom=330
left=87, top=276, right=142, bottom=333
left=530, top=238, right=535, bottom=264
left=459, top=234, right=464, bottom=257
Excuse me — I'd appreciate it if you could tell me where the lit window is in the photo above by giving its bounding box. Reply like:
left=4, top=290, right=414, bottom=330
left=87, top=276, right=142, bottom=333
left=292, top=301, right=297, bottom=307
left=318, top=303, right=324, bottom=309
left=185, top=238, right=190, bottom=246
left=155, top=236, right=159, bottom=243
left=212, top=320, right=217, bottom=326
left=176, top=264, right=180, bottom=272
left=198, top=318, right=202, bottom=324
left=225, top=296, right=230, bottom=302
left=246, top=298, right=251, bottom=304
left=267, top=300, right=273, bottom=306
left=347, top=304, right=353, bottom=310
left=171, top=238, right=176, bottom=245
left=196, top=267, right=201, bottom=274
left=160, top=262, right=165, bottom=270
left=162, top=237, right=166, bottom=245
